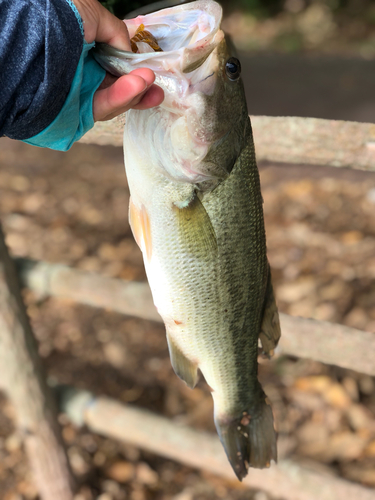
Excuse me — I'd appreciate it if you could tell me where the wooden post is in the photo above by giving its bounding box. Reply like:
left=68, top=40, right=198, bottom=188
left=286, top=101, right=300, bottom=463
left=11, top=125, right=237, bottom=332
left=0, top=224, right=75, bottom=500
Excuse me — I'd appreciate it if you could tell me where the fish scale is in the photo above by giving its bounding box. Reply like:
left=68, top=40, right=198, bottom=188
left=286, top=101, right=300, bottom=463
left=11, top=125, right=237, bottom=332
left=93, top=0, right=281, bottom=480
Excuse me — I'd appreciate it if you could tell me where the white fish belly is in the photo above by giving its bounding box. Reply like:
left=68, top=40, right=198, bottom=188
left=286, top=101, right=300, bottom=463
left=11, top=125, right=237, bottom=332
left=125, top=126, right=267, bottom=418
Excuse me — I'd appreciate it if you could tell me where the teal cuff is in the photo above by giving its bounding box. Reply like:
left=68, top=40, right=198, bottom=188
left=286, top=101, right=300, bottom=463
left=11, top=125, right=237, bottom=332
left=23, top=42, right=106, bottom=151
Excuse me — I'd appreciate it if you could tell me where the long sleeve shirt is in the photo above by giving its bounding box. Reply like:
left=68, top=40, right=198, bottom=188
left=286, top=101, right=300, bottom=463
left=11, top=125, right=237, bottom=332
left=0, top=0, right=106, bottom=150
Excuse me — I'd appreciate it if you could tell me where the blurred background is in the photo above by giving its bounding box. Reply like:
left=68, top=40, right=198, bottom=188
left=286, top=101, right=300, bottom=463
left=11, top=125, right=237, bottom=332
left=1, top=1, right=375, bottom=499
left=103, top=0, right=375, bottom=121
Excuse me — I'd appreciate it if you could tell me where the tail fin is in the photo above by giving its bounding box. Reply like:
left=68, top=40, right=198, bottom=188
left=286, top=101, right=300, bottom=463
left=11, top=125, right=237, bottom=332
left=215, top=399, right=277, bottom=480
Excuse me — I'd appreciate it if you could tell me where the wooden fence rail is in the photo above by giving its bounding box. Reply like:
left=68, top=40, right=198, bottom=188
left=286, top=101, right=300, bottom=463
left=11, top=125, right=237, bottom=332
left=16, top=258, right=375, bottom=377
left=55, top=384, right=375, bottom=500
left=80, top=116, right=375, bottom=171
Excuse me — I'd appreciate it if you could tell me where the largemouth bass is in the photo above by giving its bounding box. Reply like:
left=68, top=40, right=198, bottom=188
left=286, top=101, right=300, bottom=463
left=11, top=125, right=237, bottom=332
left=94, top=0, right=281, bottom=480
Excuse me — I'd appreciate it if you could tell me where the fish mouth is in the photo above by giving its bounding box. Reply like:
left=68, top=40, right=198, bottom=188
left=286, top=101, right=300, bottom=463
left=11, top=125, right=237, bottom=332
left=93, top=0, right=224, bottom=92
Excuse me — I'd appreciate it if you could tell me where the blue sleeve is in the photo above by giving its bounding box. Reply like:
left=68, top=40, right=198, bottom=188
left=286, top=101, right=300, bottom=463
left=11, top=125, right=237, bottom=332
left=0, top=0, right=85, bottom=140
left=23, top=41, right=106, bottom=151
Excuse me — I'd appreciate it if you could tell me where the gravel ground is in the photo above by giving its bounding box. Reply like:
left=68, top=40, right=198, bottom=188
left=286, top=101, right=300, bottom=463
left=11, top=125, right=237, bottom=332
left=0, top=136, right=374, bottom=499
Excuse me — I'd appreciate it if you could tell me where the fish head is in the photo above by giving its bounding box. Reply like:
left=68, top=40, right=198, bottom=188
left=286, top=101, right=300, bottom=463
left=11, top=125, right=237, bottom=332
left=93, top=0, right=249, bottom=189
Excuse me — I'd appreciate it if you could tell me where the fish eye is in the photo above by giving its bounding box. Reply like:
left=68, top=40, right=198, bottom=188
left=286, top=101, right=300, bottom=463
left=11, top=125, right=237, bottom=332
left=225, top=57, right=241, bottom=81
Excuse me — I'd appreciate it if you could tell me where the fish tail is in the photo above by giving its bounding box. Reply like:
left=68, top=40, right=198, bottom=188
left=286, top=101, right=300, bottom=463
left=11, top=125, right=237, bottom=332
left=215, top=397, right=277, bottom=480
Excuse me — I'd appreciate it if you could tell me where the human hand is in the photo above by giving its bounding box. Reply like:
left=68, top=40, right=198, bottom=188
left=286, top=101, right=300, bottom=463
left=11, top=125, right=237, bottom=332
left=72, top=0, right=164, bottom=121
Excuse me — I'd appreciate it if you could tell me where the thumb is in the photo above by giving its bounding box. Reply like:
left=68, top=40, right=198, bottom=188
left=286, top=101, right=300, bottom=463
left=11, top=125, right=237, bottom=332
left=94, top=1, right=131, bottom=51
left=73, top=0, right=131, bottom=50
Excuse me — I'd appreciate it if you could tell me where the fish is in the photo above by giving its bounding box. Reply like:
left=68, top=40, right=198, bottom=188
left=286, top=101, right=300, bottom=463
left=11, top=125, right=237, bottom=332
left=93, top=0, right=281, bottom=480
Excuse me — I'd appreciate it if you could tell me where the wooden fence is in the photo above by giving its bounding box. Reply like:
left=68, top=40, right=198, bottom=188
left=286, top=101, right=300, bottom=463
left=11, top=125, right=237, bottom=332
left=0, top=116, right=374, bottom=500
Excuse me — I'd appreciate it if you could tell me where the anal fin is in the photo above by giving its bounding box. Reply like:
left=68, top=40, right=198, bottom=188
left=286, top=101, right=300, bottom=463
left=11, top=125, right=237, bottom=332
left=259, top=264, right=281, bottom=357
left=166, top=333, right=198, bottom=389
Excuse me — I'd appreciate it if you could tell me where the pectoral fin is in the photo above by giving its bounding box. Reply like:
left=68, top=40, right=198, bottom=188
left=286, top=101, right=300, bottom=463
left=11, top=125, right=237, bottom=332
left=166, top=333, right=198, bottom=389
left=175, top=193, right=217, bottom=257
left=129, top=198, right=152, bottom=262
left=259, top=264, right=281, bottom=357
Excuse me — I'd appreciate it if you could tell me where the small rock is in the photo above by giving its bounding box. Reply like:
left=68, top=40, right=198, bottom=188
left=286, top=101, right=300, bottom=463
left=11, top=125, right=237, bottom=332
left=78, top=256, right=101, bottom=272
left=79, top=205, right=103, bottom=225
left=5, top=433, right=22, bottom=452
left=313, top=302, right=336, bottom=321
left=80, top=433, right=97, bottom=453
left=294, top=375, right=331, bottom=393
left=294, top=376, right=351, bottom=409
left=68, top=447, right=89, bottom=475
left=359, top=375, right=374, bottom=395
left=97, top=494, right=113, bottom=500
left=131, top=490, right=146, bottom=500
left=172, top=489, right=194, bottom=500
left=288, top=389, right=324, bottom=411
left=346, top=404, right=374, bottom=431
left=98, top=243, right=119, bottom=261
left=341, top=230, right=363, bottom=245
left=5, top=232, right=27, bottom=254
left=10, top=175, right=30, bottom=191
left=341, top=377, right=359, bottom=402
left=22, top=193, right=45, bottom=213
left=297, top=421, right=329, bottom=455
left=97, top=329, right=112, bottom=343
left=345, top=307, right=368, bottom=330
left=93, top=451, right=107, bottom=467
left=364, top=440, right=375, bottom=457
left=105, top=461, right=135, bottom=483
left=324, top=383, right=351, bottom=409
left=277, top=277, right=316, bottom=303
left=62, top=425, right=76, bottom=443
left=342, top=463, right=375, bottom=487
left=102, top=480, right=122, bottom=495
left=70, top=240, right=88, bottom=259
left=325, top=432, right=367, bottom=461
left=103, top=342, right=127, bottom=368
left=4, top=494, right=22, bottom=500
left=17, top=479, right=38, bottom=499
left=136, top=462, right=159, bottom=486
left=319, top=280, right=346, bottom=301
left=253, top=492, right=269, bottom=500
left=367, top=187, right=375, bottom=204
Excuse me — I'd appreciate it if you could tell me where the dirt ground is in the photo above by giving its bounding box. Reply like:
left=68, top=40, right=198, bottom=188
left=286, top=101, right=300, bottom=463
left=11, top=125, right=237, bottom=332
left=0, top=136, right=375, bottom=499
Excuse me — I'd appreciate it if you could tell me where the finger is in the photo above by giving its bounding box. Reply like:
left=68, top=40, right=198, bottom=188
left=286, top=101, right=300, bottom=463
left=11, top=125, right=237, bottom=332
left=97, top=68, right=155, bottom=94
left=132, top=84, right=165, bottom=110
left=93, top=73, right=147, bottom=121
left=97, top=84, right=164, bottom=121
left=94, top=1, right=131, bottom=50
left=126, top=68, right=156, bottom=87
